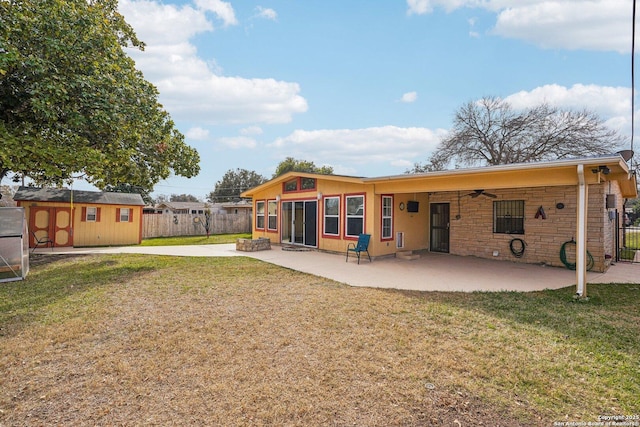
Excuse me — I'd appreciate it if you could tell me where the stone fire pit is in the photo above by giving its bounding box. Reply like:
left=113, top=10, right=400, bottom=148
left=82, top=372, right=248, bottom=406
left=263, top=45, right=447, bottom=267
left=236, top=237, right=271, bottom=252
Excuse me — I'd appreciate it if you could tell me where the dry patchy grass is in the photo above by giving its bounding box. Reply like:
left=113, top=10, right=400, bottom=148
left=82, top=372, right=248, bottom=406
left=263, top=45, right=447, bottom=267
left=0, top=254, right=638, bottom=426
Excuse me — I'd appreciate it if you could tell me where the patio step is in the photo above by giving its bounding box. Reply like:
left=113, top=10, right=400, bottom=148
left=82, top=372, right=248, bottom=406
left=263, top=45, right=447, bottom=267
left=396, top=250, right=421, bottom=261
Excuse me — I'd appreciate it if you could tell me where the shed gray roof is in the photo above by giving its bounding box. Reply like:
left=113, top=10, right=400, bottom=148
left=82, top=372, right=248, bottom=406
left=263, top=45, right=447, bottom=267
left=13, top=187, right=145, bottom=206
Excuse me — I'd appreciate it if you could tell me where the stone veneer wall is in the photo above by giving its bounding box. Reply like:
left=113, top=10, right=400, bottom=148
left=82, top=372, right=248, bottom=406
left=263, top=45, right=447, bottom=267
left=236, top=237, right=271, bottom=252
left=429, top=183, right=621, bottom=273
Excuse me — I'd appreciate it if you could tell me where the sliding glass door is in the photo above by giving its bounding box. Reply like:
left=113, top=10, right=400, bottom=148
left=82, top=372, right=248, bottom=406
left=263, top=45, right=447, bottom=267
left=281, top=200, right=317, bottom=247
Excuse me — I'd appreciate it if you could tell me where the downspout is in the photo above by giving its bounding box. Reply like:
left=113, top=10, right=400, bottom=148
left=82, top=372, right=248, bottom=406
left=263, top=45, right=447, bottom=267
left=576, top=164, right=588, bottom=298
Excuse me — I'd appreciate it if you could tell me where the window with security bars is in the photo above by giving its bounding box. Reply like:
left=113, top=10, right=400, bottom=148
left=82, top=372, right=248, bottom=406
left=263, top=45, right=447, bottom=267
left=493, top=200, right=524, bottom=234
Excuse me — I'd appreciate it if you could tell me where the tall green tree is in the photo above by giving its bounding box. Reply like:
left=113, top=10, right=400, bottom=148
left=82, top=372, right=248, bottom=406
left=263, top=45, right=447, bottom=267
left=0, top=0, right=200, bottom=192
left=273, top=157, right=333, bottom=177
left=208, top=168, right=266, bottom=203
left=410, top=97, right=624, bottom=172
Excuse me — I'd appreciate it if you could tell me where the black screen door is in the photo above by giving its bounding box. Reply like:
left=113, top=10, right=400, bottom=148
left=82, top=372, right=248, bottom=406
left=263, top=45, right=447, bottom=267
left=430, top=203, right=450, bottom=253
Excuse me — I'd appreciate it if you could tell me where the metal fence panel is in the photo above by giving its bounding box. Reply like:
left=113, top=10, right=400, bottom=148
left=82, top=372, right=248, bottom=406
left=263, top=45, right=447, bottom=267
left=619, top=225, right=640, bottom=262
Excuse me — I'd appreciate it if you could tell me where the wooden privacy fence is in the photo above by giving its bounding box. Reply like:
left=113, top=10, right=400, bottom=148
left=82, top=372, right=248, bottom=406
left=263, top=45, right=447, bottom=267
left=142, top=213, right=252, bottom=239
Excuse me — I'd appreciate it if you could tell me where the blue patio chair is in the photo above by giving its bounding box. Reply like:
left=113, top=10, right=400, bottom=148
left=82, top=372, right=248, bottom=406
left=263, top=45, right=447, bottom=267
left=346, top=233, right=371, bottom=264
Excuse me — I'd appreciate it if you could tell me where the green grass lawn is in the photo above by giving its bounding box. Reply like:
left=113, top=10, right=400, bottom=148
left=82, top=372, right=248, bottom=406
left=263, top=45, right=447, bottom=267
left=1, top=253, right=638, bottom=425
left=141, top=233, right=251, bottom=246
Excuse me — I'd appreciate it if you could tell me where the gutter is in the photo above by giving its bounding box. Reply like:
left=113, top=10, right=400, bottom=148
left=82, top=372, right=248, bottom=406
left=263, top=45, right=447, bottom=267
left=365, top=155, right=630, bottom=182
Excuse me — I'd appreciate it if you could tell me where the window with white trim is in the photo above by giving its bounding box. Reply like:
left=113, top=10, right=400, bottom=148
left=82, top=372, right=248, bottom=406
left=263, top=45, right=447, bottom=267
left=267, top=200, right=277, bottom=230
left=323, top=196, right=340, bottom=236
left=119, top=208, right=130, bottom=222
left=256, top=201, right=265, bottom=229
left=382, top=195, right=393, bottom=239
left=86, top=207, right=97, bottom=222
left=345, top=195, right=364, bottom=237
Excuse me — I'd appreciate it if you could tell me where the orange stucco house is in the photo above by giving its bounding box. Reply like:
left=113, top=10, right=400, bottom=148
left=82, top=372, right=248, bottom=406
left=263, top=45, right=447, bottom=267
left=241, top=155, right=637, bottom=296
left=14, top=187, right=145, bottom=248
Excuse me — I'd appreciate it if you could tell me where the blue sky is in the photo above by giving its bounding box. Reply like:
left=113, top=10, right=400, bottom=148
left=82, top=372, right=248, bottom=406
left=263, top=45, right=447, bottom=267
left=15, top=0, right=639, bottom=200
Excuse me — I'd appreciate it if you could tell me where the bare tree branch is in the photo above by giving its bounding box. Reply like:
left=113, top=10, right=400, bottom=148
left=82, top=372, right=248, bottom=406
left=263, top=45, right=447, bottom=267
left=414, top=97, right=625, bottom=172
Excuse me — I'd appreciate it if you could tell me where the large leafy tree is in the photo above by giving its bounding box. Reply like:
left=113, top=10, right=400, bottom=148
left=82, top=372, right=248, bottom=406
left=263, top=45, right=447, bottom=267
left=208, top=168, right=267, bottom=203
left=273, top=157, right=333, bottom=177
left=0, top=0, right=200, bottom=192
left=411, top=97, right=624, bottom=172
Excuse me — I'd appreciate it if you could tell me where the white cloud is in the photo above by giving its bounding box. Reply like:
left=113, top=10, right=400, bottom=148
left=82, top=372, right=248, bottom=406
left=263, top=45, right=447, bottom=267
left=255, top=6, right=278, bottom=21
left=406, top=0, right=432, bottom=15
left=504, top=84, right=631, bottom=119
left=217, top=136, right=258, bottom=149
left=504, top=83, right=633, bottom=135
left=120, top=0, right=212, bottom=44
left=185, top=127, right=210, bottom=140
left=119, top=0, right=307, bottom=125
left=240, top=126, right=264, bottom=136
left=406, top=0, right=631, bottom=53
left=400, top=91, right=418, bottom=103
left=158, top=76, right=307, bottom=125
left=270, top=126, right=446, bottom=173
left=493, top=1, right=629, bottom=53
left=195, top=0, right=238, bottom=27
left=468, top=17, right=480, bottom=38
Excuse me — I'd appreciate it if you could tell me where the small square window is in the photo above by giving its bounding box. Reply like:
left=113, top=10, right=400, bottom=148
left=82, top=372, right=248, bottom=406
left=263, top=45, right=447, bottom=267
left=86, top=207, right=97, bottom=222
left=120, top=208, right=130, bottom=222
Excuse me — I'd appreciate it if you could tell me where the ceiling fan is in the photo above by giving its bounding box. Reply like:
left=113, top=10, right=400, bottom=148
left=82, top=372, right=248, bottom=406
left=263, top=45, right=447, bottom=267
left=467, top=189, right=497, bottom=198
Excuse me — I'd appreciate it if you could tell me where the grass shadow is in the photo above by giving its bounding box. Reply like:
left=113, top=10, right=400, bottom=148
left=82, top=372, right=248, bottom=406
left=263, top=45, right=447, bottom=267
left=0, top=254, right=158, bottom=337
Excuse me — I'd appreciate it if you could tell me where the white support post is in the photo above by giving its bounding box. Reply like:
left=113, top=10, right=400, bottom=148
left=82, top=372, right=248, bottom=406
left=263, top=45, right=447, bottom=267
left=576, top=165, right=588, bottom=297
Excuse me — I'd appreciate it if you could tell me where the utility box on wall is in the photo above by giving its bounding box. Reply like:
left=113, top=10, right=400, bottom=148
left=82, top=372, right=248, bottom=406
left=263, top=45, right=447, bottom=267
left=606, top=194, right=616, bottom=209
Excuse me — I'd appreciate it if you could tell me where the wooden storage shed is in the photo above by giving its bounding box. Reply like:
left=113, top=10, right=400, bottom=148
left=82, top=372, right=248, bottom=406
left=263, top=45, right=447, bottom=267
left=14, top=187, right=145, bottom=248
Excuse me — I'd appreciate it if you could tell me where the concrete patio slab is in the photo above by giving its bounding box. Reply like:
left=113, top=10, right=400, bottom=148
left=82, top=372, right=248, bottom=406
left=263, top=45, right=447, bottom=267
left=33, top=244, right=639, bottom=292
